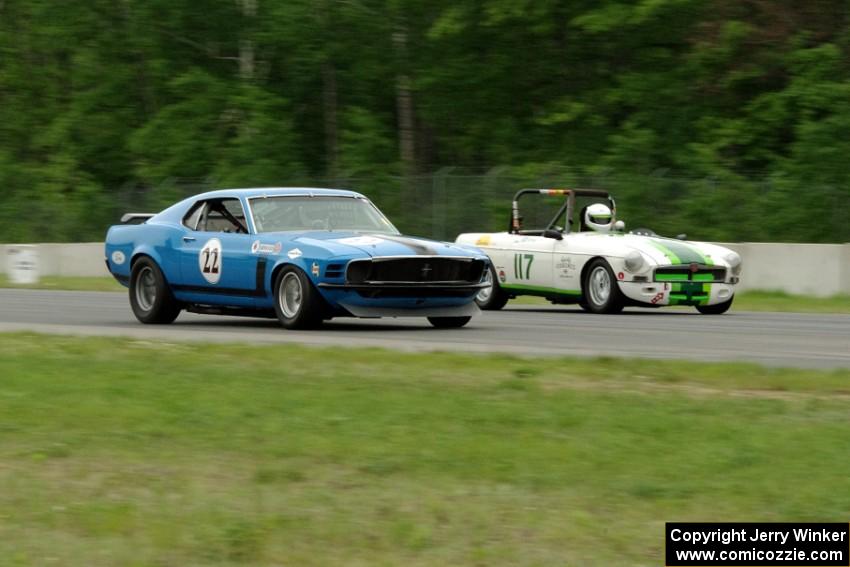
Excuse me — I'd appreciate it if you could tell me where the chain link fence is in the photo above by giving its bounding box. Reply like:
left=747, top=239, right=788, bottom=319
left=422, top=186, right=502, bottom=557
left=6, top=168, right=848, bottom=243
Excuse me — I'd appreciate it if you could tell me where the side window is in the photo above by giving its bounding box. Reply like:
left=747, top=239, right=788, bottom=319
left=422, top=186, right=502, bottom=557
left=197, top=198, right=248, bottom=234
left=182, top=202, right=205, bottom=230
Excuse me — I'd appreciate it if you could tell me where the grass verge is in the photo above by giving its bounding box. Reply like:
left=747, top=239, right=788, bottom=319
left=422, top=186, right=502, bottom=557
left=0, top=274, right=124, bottom=292
left=1, top=333, right=849, bottom=566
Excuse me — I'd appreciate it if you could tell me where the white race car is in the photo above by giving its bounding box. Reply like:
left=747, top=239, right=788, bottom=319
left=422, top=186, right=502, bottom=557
left=456, top=188, right=742, bottom=314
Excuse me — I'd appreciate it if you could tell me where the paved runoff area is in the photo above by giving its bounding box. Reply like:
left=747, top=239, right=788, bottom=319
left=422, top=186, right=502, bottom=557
left=1, top=289, right=848, bottom=369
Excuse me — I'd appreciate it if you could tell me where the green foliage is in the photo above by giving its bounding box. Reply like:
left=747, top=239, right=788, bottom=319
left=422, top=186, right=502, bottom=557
left=0, top=0, right=848, bottom=242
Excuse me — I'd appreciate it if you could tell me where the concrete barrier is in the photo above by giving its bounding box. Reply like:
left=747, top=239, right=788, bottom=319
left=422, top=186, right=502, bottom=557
left=2, top=243, right=107, bottom=278
left=2, top=241, right=849, bottom=296
left=721, top=243, right=849, bottom=297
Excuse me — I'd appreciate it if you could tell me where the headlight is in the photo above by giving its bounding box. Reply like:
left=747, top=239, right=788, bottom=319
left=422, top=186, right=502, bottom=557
left=725, top=251, right=742, bottom=275
left=624, top=250, right=646, bottom=273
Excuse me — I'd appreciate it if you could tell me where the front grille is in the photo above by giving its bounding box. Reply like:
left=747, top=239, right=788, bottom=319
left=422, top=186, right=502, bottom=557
left=654, top=265, right=726, bottom=283
left=346, top=257, right=486, bottom=284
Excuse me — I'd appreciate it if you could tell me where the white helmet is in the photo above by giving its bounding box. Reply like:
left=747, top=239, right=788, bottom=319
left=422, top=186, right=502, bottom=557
left=585, top=203, right=613, bottom=232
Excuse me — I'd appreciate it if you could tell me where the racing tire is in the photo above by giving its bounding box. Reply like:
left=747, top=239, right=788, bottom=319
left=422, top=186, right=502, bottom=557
left=582, top=259, right=625, bottom=314
left=129, top=257, right=181, bottom=324
left=273, top=266, right=324, bottom=330
left=428, top=316, right=472, bottom=329
left=475, top=264, right=509, bottom=310
left=696, top=296, right=733, bottom=315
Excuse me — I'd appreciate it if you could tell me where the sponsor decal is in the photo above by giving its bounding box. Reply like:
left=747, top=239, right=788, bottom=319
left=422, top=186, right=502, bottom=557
left=287, top=247, right=303, bottom=259
left=555, top=256, right=576, bottom=279
left=650, top=292, right=664, bottom=304
left=336, top=235, right=384, bottom=246
left=475, top=235, right=491, bottom=246
left=199, top=238, right=222, bottom=284
left=311, top=262, right=320, bottom=277
left=251, top=240, right=282, bottom=255
left=617, top=271, right=625, bottom=280
left=110, top=251, right=126, bottom=265
left=498, top=269, right=506, bottom=283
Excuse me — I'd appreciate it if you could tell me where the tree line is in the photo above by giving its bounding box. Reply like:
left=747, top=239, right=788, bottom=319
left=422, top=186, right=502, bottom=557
left=0, top=0, right=848, bottom=242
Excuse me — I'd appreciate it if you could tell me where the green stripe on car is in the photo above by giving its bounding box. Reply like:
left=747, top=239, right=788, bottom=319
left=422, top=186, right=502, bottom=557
left=668, top=282, right=711, bottom=305
left=648, top=238, right=706, bottom=265
left=501, top=284, right=582, bottom=297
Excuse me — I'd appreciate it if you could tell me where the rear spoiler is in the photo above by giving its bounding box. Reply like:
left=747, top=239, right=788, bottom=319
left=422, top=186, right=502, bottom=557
left=120, top=213, right=155, bottom=225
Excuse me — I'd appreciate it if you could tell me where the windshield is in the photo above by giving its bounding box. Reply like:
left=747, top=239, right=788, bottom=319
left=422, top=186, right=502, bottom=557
left=249, top=196, right=400, bottom=234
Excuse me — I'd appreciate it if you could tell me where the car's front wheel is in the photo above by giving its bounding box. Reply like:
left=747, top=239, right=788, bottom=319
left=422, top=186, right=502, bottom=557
left=273, top=266, right=324, bottom=329
left=582, top=259, right=625, bottom=314
left=696, top=296, right=733, bottom=315
left=475, top=265, right=509, bottom=310
left=129, top=257, right=181, bottom=324
left=428, top=316, right=472, bottom=328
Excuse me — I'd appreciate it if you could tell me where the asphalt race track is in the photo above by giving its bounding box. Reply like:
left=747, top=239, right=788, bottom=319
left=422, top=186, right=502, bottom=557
left=1, top=289, right=848, bottom=369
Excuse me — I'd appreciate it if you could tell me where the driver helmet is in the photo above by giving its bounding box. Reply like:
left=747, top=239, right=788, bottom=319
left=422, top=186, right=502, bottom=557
left=584, top=203, right=613, bottom=232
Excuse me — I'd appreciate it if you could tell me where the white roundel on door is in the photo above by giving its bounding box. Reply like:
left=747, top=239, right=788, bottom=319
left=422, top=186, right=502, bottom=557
left=199, top=238, right=222, bottom=284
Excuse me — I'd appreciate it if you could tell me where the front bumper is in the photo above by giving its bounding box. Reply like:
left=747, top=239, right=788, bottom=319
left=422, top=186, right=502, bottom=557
left=318, top=281, right=488, bottom=296
left=317, top=282, right=486, bottom=317
left=617, top=280, right=736, bottom=307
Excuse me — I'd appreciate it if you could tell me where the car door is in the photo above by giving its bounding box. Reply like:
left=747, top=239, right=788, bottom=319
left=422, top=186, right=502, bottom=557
left=550, top=233, right=584, bottom=294
left=175, top=197, right=259, bottom=307
left=488, top=234, right=556, bottom=293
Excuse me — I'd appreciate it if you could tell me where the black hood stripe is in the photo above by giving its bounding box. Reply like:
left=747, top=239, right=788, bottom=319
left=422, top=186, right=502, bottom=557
left=371, top=234, right=439, bottom=255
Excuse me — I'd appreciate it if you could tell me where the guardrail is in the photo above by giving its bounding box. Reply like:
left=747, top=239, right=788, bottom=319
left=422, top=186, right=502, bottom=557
left=2, top=242, right=848, bottom=297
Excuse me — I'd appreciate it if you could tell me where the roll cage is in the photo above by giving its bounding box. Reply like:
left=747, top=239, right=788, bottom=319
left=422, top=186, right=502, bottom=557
left=509, top=188, right=616, bottom=235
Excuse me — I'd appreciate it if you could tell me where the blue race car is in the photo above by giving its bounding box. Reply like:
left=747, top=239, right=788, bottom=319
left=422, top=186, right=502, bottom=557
left=105, top=188, right=489, bottom=329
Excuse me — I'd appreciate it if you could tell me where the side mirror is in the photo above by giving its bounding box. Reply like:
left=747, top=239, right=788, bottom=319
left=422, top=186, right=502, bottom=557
left=613, top=220, right=625, bottom=232
left=676, top=233, right=687, bottom=240
left=542, top=228, right=563, bottom=241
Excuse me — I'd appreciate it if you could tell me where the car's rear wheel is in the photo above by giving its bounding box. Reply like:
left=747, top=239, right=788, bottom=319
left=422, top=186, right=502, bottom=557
left=129, top=257, right=181, bottom=324
left=582, top=259, right=625, bottom=314
left=428, top=316, right=472, bottom=328
left=475, top=265, right=509, bottom=310
left=273, top=266, right=324, bottom=329
left=696, top=296, right=733, bottom=315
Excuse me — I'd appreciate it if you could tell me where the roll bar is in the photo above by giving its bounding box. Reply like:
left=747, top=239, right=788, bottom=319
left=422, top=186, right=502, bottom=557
left=509, top=188, right=616, bottom=234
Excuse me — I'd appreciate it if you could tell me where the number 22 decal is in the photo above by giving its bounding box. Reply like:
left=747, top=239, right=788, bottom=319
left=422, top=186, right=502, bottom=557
left=203, top=249, right=219, bottom=273
left=514, top=253, right=534, bottom=280
left=199, top=238, right=222, bottom=284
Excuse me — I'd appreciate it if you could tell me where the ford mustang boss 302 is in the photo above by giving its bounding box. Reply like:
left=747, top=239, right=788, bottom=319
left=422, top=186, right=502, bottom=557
left=455, top=188, right=741, bottom=314
left=105, top=188, right=490, bottom=329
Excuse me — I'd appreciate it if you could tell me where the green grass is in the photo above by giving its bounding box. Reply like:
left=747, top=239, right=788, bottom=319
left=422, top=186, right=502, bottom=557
left=1, top=333, right=849, bottom=566
left=731, top=290, right=850, bottom=313
left=0, top=273, right=124, bottom=292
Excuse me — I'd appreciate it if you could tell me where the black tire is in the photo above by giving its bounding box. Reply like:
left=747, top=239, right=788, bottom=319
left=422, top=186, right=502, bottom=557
left=129, top=257, right=181, bottom=324
left=273, top=266, right=324, bottom=329
left=696, top=296, right=734, bottom=315
left=581, top=259, right=625, bottom=314
left=428, top=316, right=472, bottom=329
left=474, top=264, right=509, bottom=310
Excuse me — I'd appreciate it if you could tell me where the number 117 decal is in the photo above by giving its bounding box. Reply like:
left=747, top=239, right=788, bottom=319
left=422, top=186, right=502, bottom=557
left=514, top=253, right=534, bottom=280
